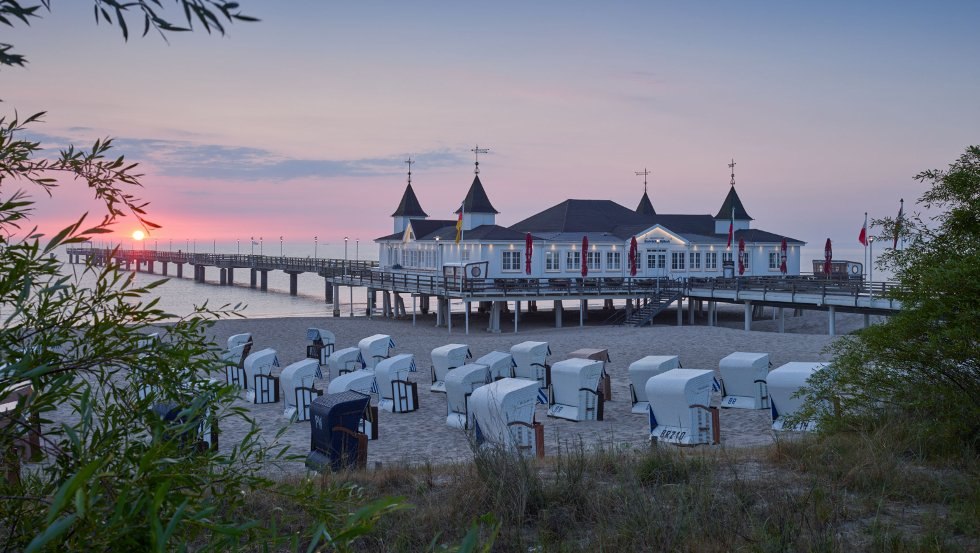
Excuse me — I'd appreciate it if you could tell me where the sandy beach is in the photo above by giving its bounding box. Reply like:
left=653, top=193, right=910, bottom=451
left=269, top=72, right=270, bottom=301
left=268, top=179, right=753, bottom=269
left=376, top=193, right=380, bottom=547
left=206, top=306, right=872, bottom=473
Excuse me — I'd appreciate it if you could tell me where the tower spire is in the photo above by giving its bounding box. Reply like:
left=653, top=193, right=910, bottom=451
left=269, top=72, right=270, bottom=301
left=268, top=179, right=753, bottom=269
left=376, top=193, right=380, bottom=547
left=635, top=167, right=651, bottom=194
left=405, top=156, right=414, bottom=186
left=471, top=144, right=490, bottom=174
left=729, top=158, right=736, bottom=187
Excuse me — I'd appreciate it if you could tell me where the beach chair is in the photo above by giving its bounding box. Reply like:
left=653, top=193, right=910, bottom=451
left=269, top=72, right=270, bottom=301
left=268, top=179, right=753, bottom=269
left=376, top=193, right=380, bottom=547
left=150, top=389, right=219, bottom=454
left=222, top=333, right=253, bottom=386
left=306, top=391, right=371, bottom=472
left=305, top=328, right=336, bottom=374
left=430, top=343, right=472, bottom=393
left=511, top=341, right=551, bottom=390
left=568, top=347, right=612, bottom=400
left=647, top=369, right=720, bottom=446
left=767, top=362, right=827, bottom=431
left=376, top=354, right=419, bottom=413
left=469, top=378, right=545, bottom=458
left=358, top=334, right=395, bottom=370
left=1, top=381, right=42, bottom=485
left=325, top=371, right=379, bottom=439
left=475, top=351, right=515, bottom=381
left=718, top=352, right=771, bottom=409
left=629, top=355, right=680, bottom=414
left=329, top=347, right=365, bottom=380
left=242, top=348, right=280, bottom=404
left=547, top=358, right=605, bottom=422
left=280, top=358, right=321, bottom=422
left=445, top=363, right=491, bottom=429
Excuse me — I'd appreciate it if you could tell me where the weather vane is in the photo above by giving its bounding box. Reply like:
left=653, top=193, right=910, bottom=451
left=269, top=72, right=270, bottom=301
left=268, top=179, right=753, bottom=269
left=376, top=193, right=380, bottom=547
left=729, top=158, right=736, bottom=186
left=635, top=168, right=651, bottom=194
left=471, top=144, right=490, bottom=174
left=405, top=156, right=414, bottom=186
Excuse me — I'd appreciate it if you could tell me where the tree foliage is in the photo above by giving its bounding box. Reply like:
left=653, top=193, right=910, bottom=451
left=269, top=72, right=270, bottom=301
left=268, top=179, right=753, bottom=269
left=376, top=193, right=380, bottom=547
left=0, top=3, right=402, bottom=550
left=804, top=146, right=980, bottom=453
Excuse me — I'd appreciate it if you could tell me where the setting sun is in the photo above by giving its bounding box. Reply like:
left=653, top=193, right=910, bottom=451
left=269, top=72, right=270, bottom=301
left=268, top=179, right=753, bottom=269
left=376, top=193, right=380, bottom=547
left=131, top=230, right=145, bottom=241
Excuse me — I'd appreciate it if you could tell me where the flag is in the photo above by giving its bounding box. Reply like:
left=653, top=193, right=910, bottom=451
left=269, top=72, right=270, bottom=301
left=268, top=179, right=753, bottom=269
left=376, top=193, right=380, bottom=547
left=455, top=205, right=463, bottom=244
left=726, top=206, right=734, bottom=248
left=893, top=199, right=903, bottom=249
left=858, top=212, right=868, bottom=247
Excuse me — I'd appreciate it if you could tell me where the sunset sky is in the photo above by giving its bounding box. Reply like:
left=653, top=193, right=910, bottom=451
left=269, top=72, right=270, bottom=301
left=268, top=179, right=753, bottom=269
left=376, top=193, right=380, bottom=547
left=5, top=1, right=979, bottom=263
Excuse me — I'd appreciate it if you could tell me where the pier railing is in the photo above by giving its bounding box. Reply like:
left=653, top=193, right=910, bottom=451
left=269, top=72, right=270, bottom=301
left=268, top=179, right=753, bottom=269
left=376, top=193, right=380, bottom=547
left=66, top=248, right=378, bottom=274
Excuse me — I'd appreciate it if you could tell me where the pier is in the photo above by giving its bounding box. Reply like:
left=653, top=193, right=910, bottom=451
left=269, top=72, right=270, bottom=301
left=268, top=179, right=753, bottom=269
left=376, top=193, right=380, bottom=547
left=66, top=248, right=902, bottom=336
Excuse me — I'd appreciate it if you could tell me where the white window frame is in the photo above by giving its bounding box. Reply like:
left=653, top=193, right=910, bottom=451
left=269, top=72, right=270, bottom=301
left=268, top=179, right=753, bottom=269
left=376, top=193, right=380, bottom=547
left=586, top=251, right=602, bottom=272
left=566, top=251, right=581, bottom=271
left=671, top=252, right=686, bottom=271
left=606, top=251, right=621, bottom=271
left=502, top=250, right=522, bottom=272
left=705, top=252, right=717, bottom=270
left=545, top=251, right=560, bottom=272
left=768, top=251, right=780, bottom=270
left=646, top=250, right=666, bottom=269
left=689, top=252, right=701, bottom=270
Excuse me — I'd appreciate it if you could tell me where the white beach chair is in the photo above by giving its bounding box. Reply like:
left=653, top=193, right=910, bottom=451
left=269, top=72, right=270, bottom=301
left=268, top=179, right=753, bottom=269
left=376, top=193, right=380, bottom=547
left=305, top=328, right=336, bottom=373
left=469, top=378, right=544, bottom=457
left=475, top=351, right=515, bottom=381
left=547, top=358, right=605, bottom=422
left=568, top=348, right=613, bottom=400
left=329, top=347, right=365, bottom=380
left=646, top=368, right=719, bottom=446
left=430, top=343, right=472, bottom=393
left=222, top=333, right=253, bottom=388
left=358, top=334, right=395, bottom=370
left=718, top=352, right=771, bottom=409
left=326, top=369, right=380, bottom=438
left=445, top=363, right=491, bottom=429
left=280, top=358, right=322, bottom=422
left=629, top=355, right=680, bottom=414
left=376, top=354, right=419, bottom=413
left=242, top=348, right=280, bottom=404
left=767, top=362, right=827, bottom=431
left=511, top=341, right=551, bottom=392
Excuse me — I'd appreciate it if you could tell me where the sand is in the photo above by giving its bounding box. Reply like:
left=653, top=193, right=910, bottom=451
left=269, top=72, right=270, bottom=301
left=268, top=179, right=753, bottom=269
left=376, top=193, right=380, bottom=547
left=206, top=307, right=870, bottom=473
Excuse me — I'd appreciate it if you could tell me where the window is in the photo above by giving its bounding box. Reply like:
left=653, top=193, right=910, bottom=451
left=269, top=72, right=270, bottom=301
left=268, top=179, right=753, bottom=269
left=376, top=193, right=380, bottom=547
left=545, top=251, right=560, bottom=272
left=646, top=251, right=666, bottom=269
left=586, top=251, right=601, bottom=271
left=689, top=252, right=701, bottom=270
left=705, top=252, right=718, bottom=270
left=722, top=252, right=733, bottom=264
left=606, top=251, right=621, bottom=271
left=502, top=250, right=521, bottom=272
left=769, top=252, right=780, bottom=270
left=741, top=253, right=751, bottom=271
left=671, top=252, right=686, bottom=270
left=461, top=249, right=471, bottom=262
left=566, top=251, right=581, bottom=271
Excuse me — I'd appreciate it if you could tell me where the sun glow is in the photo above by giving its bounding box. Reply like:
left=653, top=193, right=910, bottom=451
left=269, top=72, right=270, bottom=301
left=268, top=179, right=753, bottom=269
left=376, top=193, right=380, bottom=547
left=131, top=230, right=145, bottom=241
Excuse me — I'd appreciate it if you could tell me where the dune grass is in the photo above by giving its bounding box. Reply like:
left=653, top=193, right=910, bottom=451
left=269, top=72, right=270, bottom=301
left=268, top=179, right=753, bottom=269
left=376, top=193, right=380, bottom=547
left=259, top=420, right=977, bottom=552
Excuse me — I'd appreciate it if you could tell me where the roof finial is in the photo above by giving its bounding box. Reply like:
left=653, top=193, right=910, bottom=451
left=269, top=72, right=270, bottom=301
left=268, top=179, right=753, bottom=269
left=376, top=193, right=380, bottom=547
left=635, top=167, right=651, bottom=194
left=729, top=158, right=736, bottom=187
left=471, top=144, right=490, bottom=174
left=405, top=156, right=414, bottom=186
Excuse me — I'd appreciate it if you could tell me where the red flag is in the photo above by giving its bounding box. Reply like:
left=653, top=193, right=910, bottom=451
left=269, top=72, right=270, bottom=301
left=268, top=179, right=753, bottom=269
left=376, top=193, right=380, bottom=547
left=629, top=237, right=638, bottom=276
left=779, top=238, right=787, bottom=274
left=893, top=199, right=903, bottom=249
left=525, top=233, right=533, bottom=275
left=738, top=238, right=745, bottom=275
left=581, top=235, right=589, bottom=277
left=726, top=206, right=734, bottom=248
left=824, top=238, right=833, bottom=276
left=858, top=212, right=868, bottom=247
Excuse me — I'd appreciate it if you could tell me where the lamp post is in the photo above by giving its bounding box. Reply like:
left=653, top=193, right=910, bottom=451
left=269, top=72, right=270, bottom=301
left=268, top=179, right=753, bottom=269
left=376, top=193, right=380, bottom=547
left=344, top=236, right=352, bottom=316
left=169, top=238, right=172, bottom=252
left=314, top=236, right=318, bottom=259
left=868, top=236, right=875, bottom=297
left=356, top=238, right=359, bottom=261
left=250, top=237, right=255, bottom=256
left=280, top=236, right=283, bottom=257
left=193, top=239, right=196, bottom=254
left=237, top=239, right=240, bottom=255
left=260, top=237, right=263, bottom=256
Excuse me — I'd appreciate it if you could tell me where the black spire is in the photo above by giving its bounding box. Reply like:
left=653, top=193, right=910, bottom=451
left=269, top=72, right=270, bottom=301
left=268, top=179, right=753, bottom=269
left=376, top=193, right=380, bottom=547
left=456, top=174, right=499, bottom=214
left=391, top=183, right=428, bottom=217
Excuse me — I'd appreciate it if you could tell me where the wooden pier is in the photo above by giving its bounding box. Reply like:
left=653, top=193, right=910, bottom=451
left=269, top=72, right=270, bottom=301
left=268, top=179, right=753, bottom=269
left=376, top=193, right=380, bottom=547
left=66, top=248, right=902, bottom=336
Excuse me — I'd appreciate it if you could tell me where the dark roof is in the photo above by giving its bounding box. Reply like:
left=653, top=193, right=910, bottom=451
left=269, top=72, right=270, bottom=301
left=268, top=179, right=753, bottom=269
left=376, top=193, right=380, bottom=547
left=509, top=199, right=652, bottom=234
left=636, top=191, right=656, bottom=215
left=391, top=184, right=428, bottom=218
left=374, top=218, right=453, bottom=242
left=612, top=214, right=717, bottom=239
left=455, top=175, right=499, bottom=214
left=426, top=224, right=531, bottom=242
left=734, top=229, right=804, bottom=244
left=714, top=186, right=753, bottom=221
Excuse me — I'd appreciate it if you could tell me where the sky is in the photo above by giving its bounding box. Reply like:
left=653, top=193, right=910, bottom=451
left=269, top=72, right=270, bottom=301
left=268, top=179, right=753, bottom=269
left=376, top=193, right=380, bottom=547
left=4, top=1, right=979, bottom=264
